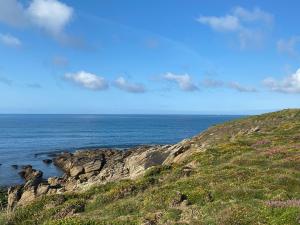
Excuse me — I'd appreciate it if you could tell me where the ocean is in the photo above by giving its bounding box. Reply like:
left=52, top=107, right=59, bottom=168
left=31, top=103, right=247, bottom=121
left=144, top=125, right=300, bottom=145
left=0, top=114, right=242, bottom=186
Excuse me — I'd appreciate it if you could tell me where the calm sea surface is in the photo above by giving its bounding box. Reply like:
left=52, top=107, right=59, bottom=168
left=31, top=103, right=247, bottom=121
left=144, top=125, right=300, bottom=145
left=0, top=114, right=243, bottom=186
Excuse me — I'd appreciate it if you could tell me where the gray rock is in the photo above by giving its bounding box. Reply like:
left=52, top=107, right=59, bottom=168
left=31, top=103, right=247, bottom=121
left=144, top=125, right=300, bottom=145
left=36, top=183, right=50, bottom=196
left=79, top=172, right=96, bottom=182
left=83, top=160, right=102, bottom=173
left=7, top=185, right=22, bottom=211
left=18, top=166, right=43, bottom=182
left=18, top=186, right=36, bottom=206
left=48, top=177, right=63, bottom=187
left=70, top=166, right=84, bottom=177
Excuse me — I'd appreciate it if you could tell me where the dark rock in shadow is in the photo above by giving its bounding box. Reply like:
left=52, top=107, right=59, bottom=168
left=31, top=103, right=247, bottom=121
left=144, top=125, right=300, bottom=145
left=18, top=165, right=43, bottom=182
left=43, top=159, right=53, bottom=164
left=11, top=165, right=18, bottom=169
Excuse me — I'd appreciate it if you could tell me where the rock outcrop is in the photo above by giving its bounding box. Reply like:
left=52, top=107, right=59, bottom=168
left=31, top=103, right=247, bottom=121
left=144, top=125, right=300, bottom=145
left=7, top=143, right=190, bottom=211
left=8, top=166, right=46, bottom=210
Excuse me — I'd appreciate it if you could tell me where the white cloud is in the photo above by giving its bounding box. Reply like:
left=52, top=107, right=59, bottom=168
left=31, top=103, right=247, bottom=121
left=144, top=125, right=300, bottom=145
left=263, top=68, right=300, bottom=94
left=0, top=33, right=21, bottom=47
left=232, top=6, right=273, bottom=24
left=163, top=72, right=198, bottom=91
left=228, top=82, right=257, bottom=92
left=27, top=0, right=73, bottom=37
left=277, top=36, right=300, bottom=57
left=197, top=6, right=273, bottom=49
left=65, top=71, right=108, bottom=91
left=197, top=15, right=240, bottom=32
left=114, top=77, right=146, bottom=93
left=0, top=0, right=73, bottom=38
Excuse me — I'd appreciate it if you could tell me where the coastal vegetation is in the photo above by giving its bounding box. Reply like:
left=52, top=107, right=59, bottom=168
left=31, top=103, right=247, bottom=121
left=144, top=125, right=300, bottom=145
left=0, top=109, right=299, bottom=224
left=0, top=187, right=7, bottom=210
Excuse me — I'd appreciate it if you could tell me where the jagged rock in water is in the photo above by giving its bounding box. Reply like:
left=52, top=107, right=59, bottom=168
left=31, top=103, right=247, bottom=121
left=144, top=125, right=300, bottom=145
left=42, top=159, right=53, bottom=164
left=18, top=165, right=43, bottom=182
left=11, top=165, right=18, bottom=169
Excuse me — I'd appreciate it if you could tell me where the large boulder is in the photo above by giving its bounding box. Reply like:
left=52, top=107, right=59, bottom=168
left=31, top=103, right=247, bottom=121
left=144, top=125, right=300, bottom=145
left=83, top=160, right=102, bottom=173
left=53, top=152, right=74, bottom=172
left=70, top=166, right=84, bottom=177
left=17, top=185, right=36, bottom=206
left=124, top=146, right=171, bottom=179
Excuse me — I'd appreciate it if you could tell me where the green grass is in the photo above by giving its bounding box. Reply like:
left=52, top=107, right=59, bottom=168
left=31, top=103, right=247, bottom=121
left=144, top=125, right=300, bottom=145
left=1, top=109, right=300, bottom=225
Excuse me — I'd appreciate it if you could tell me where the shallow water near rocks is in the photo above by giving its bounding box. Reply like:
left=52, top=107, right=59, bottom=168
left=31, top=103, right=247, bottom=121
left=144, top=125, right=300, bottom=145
left=0, top=114, right=242, bottom=186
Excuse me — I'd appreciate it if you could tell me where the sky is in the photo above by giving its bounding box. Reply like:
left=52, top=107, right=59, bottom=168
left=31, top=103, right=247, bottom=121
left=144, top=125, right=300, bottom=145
left=0, top=0, right=299, bottom=114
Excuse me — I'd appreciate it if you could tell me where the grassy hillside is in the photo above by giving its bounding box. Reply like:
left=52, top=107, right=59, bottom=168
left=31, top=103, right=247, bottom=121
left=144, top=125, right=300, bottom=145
left=1, top=109, right=300, bottom=225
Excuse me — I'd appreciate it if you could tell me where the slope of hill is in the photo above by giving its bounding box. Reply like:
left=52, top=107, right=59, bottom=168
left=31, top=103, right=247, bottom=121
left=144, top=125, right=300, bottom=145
left=1, top=109, right=300, bottom=225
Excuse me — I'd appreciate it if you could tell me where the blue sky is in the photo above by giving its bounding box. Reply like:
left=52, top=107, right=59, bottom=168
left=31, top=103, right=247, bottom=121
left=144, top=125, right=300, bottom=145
left=0, top=0, right=299, bottom=114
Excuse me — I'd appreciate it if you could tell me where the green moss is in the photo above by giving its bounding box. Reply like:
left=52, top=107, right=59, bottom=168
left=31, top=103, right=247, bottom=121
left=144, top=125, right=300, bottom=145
left=162, top=208, right=182, bottom=222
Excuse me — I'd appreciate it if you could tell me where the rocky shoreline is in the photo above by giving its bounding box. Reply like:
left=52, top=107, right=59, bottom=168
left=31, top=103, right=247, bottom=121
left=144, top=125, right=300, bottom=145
left=7, top=142, right=193, bottom=211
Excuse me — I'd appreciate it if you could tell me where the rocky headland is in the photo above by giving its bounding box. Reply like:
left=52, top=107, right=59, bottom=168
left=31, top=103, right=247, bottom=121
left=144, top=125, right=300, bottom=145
left=2, top=109, right=300, bottom=225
